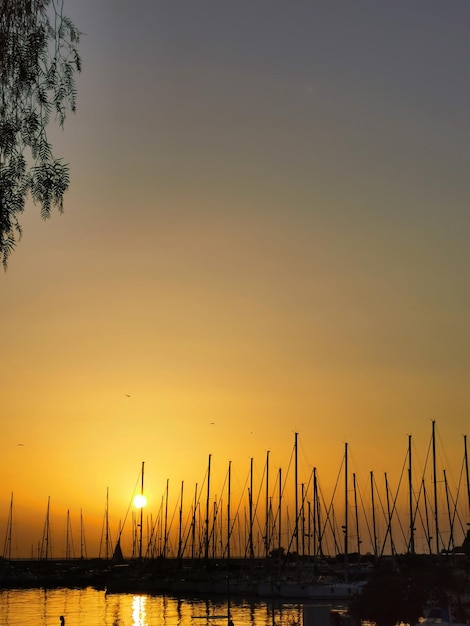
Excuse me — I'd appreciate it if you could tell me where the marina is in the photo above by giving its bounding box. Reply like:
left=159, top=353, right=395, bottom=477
left=2, top=425, right=469, bottom=563
left=1, top=425, right=469, bottom=625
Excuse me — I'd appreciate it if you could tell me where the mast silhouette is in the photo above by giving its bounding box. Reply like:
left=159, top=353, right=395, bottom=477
left=353, top=473, right=361, bottom=561
left=443, top=469, right=454, bottom=552
left=40, top=496, right=51, bottom=560
left=178, top=481, right=184, bottom=560
left=294, top=432, right=299, bottom=556
left=385, top=472, right=395, bottom=558
left=227, top=460, right=232, bottom=626
left=370, top=471, right=378, bottom=560
left=265, top=450, right=270, bottom=558
left=204, top=454, right=211, bottom=562
left=2, top=492, right=13, bottom=560
left=464, top=435, right=470, bottom=529
left=422, top=478, right=432, bottom=554
left=139, top=461, right=145, bottom=559
left=65, top=509, right=74, bottom=559
left=248, top=457, right=254, bottom=559
left=344, top=442, right=349, bottom=583
left=278, top=467, right=282, bottom=557
left=80, top=508, right=87, bottom=559
left=163, top=478, right=169, bottom=559
left=432, top=420, right=439, bottom=555
left=408, top=434, right=415, bottom=554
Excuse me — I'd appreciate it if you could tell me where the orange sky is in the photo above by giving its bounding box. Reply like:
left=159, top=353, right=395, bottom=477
left=1, top=1, right=469, bottom=558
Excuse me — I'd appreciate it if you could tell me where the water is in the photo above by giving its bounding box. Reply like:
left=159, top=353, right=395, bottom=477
left=0, top=588, right=305, bottom=626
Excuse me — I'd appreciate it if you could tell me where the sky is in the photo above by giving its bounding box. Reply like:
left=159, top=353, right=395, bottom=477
left=1, top=1, right=470, bottom=558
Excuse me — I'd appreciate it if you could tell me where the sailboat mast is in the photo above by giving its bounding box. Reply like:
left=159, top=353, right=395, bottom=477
left=301, top=483, right=306, bottom=557
left=278, top=467, right=282, bottom=555
left=139, top=461, right=145, bottom=559
left=443, top=469, right=454, bottom=552
left=432, top=420, right=439, bottom=555
left=105, top=487, right=110, bottom=560
left=227, top=460, right=232, bottom=562
left=464, top=435, right=470, bottom=525
left=191, top=482, right=197, bottom=559
left=163, top=478, right=169, bottom=558
left=313, top=468, right=317, bottom=560
left=344, top=442, right=349, bottom=583
left=178, top=481, right=184, bottom=560
left=249, top=457, right=254, bottom=559
left=353, top=473, right=361, bottom=560
left=205, top=454, right=211, bottom=562
left=80, top=508, right=86, bottom=559
left=315, top=467, right=324, bottom=558
left=227, top=460, right=232, bottom=626
left=370, top=471, right=378, bottom=560
left=294, top=432, right=299, bottom=556
left=408, top=434, right=415, bottom=554
left=307, top=499, right=312, bottom=557
left=66, top=509, right=70, bottom=560
left=265, top=450, right=270, bottom=558
left=442, top=470, right=454, bottom=551
left=385, top=472, right=395, bottom=557
left=2, top=492, right=13, bottom=560
left=41, top=495, right=51, bottom=560
left=422, top=478, right=432, bottom=554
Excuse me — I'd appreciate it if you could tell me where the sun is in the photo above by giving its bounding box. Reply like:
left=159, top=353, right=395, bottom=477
left=133, top=494, right=147, bottom=509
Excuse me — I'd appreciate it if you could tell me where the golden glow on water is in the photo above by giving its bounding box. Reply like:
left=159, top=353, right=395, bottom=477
left=132, top=595, right=147, bottom=626
left=0, top=588, right=304, bottom=626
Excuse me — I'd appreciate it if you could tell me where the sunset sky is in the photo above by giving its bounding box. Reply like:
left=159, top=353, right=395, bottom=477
left=1, top=1, right=469, bottom=558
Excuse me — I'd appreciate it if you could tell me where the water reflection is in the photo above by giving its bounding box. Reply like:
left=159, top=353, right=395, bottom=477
left=132, top=595, right=147, bottom=626
left=0, top=587, right=306, bottom=626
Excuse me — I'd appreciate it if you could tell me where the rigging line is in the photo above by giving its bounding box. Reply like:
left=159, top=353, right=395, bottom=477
left=269, top=467, right=281, bottom=534
left=318, top=452, right=344, bottom=549
left=252, top=461, right=266, bottom=539
left=378, top=446, right=408, bottom=559
left=436, top=425, right=455, bottom=485
left=229, top=464, right=251, bottom=548
left=423, top=431, right=433, bottom=481
left=116, top=468, right=142, bottom=542
left=356, top=475, right=374, bottom=554
left=146, top=484, right=180, bottom=558
left=414, top=480, right=430, bottom=552
left=264, top=445, right=295, bottom=541
left=180, top=464, right=209, bottom=555
left=447, top=464, right=466, bottom=540
left=146, top=492, right=164, bottom=557
left=390, top=449, right=409, bottom=546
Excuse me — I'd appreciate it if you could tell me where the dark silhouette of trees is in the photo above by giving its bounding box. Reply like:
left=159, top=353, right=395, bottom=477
left=0, top=0, right=81, bottom=268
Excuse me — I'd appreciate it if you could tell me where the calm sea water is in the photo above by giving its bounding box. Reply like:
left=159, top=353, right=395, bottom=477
left=0, top=588, right=305, bottom=626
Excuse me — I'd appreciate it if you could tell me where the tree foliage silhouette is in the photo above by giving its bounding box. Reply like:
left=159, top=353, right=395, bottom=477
left=0, top=0, right=81, bottom=268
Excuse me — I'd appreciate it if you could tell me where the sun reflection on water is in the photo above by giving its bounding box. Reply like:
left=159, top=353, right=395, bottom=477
left=132, top=594, right=148, bottom=626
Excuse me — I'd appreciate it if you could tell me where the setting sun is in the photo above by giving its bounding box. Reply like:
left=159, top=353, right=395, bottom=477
left=133, top=494, right=147, bottom=509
